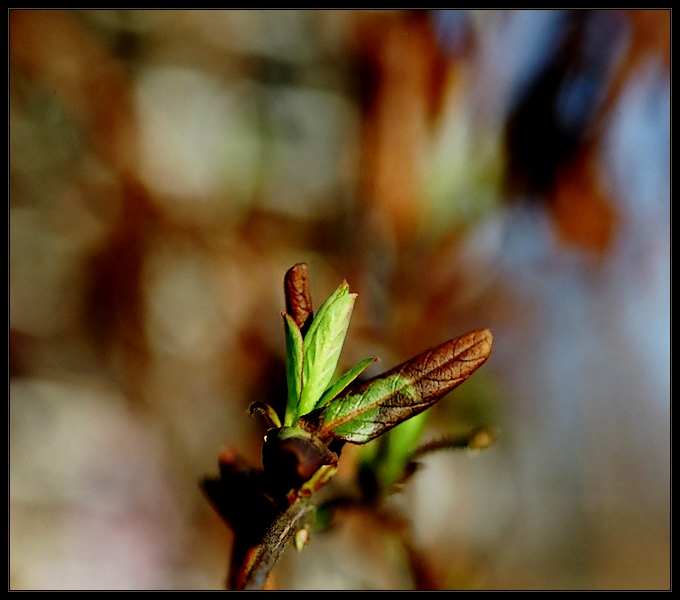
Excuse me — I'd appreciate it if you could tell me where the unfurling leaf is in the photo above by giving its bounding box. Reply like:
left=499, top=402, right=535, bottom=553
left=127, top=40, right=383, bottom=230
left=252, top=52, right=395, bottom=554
left=283, top=314, right=304, bottom=426
left=299, top=329, right=493, bottom=444
left=297, top=282, right=356, bottom=420
left=284, top=263, right=313, bottom=335
left=249, top=401, right=282, bottom=429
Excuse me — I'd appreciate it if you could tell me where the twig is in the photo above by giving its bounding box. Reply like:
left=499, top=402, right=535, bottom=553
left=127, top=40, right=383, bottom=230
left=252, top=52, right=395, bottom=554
left=240, top=495, right=317, bottom=590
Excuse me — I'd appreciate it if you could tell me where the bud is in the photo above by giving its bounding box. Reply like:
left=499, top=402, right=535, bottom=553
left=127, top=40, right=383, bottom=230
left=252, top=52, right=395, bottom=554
left=261, top=427, right=338, bottom=492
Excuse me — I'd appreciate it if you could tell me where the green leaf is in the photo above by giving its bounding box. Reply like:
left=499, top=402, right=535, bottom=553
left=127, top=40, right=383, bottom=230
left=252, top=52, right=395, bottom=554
left=297, top=282, right=356, bottom=420
left=316, top=356, right=377, bottom=409
left=299, top=329, right=493, bottom=444
left=301, top=280, right=348, bottom=348
left=283, top=313, right=304, bottom=427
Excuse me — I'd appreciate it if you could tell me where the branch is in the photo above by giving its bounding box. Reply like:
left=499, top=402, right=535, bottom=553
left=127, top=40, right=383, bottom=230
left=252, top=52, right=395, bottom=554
left=240, top=495, right=318, bottom=590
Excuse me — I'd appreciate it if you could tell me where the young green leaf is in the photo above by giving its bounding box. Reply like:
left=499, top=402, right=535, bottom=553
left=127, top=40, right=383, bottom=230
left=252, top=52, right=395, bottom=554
left=316, top=356, right=377, bottom=409
left=301, top=280, right=348, bottom=348
left=297, top=282, right=356, bottom=420
left=299, top=329, right=493, bottom=444
left=283, top=313, right=304, bottom=427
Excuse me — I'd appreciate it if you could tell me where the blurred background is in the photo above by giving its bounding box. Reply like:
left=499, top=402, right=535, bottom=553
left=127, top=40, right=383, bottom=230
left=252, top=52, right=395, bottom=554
left=9, top=9, right=669, bottom=590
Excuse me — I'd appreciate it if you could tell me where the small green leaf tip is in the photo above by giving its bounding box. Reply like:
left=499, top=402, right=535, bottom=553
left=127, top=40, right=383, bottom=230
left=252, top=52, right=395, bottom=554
left=316, top=356, right=377, bottom=409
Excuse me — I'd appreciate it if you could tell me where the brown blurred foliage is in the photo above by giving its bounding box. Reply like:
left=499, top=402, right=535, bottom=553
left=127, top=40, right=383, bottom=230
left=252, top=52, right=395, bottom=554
left=10, top=9, right=669, bottom=590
